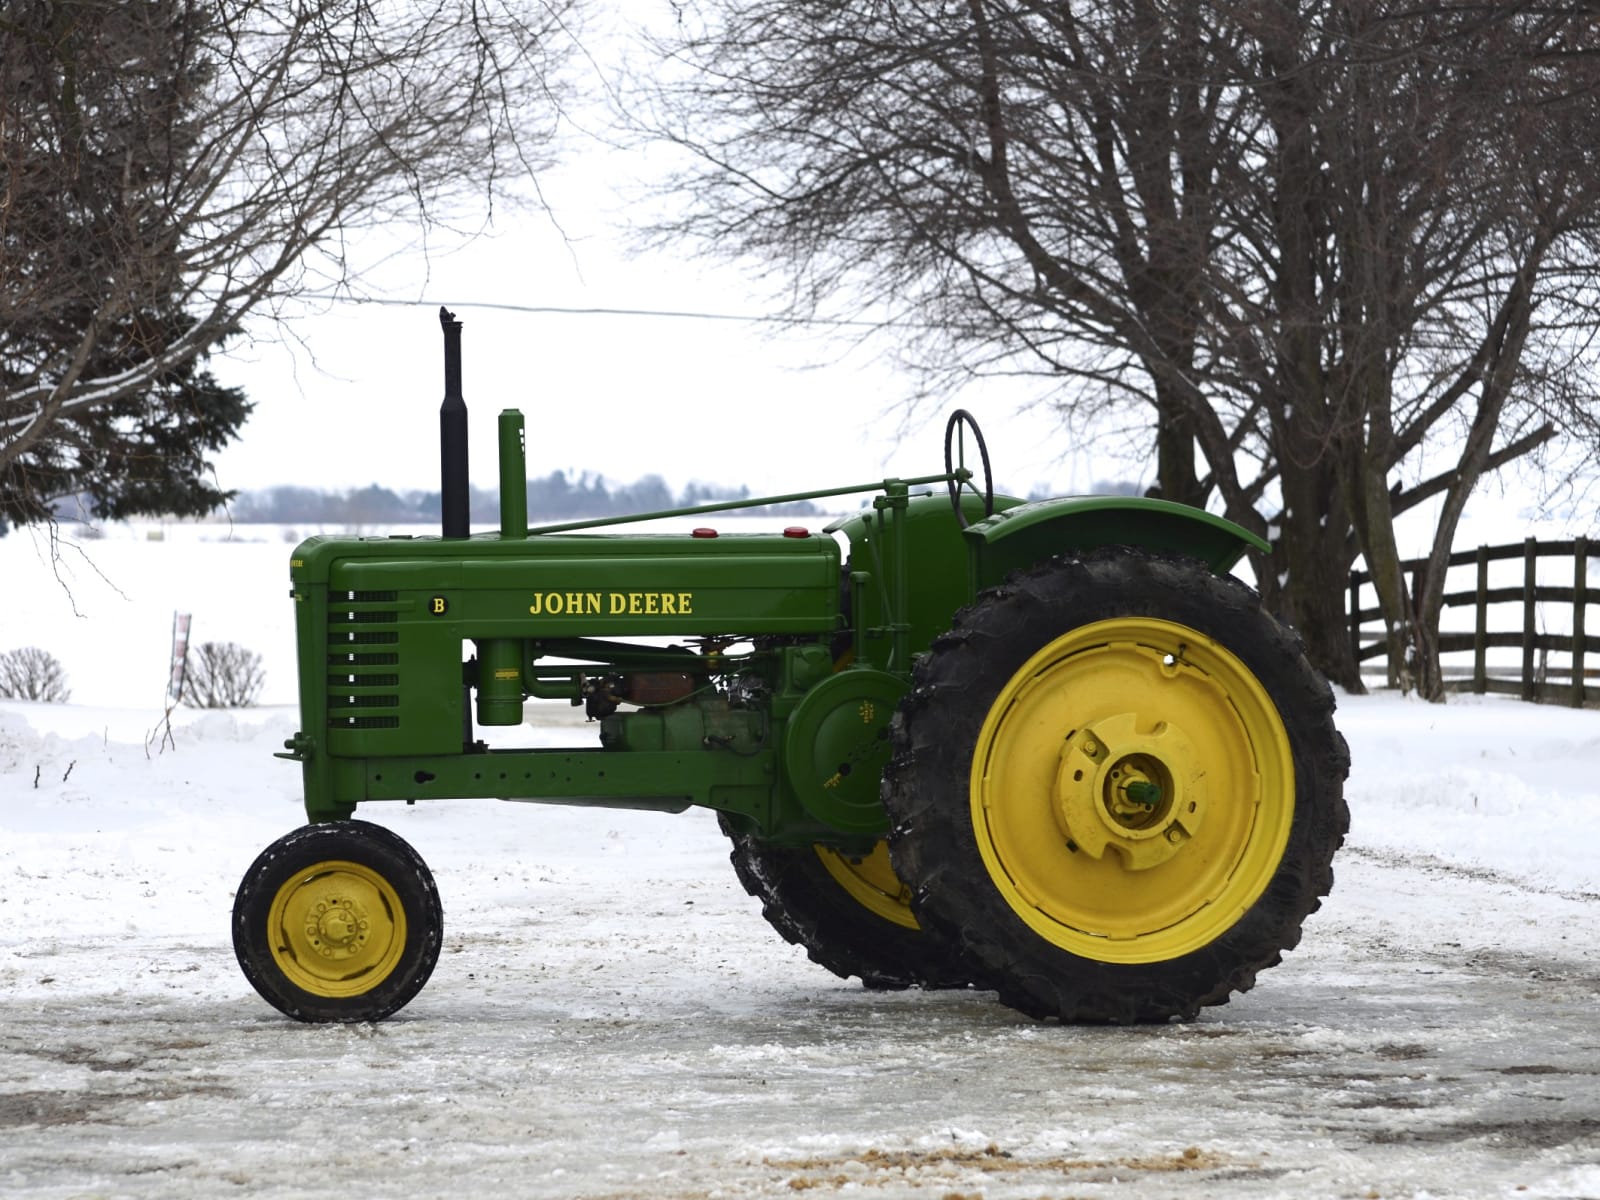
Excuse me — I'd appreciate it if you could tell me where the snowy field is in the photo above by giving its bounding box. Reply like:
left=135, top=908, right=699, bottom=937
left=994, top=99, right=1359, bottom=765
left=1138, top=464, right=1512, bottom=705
left=3, top=524, right=1600, bottom=1199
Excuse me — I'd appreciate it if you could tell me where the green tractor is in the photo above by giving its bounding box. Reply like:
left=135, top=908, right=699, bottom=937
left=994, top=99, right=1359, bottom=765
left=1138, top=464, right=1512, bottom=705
left=232, top=310, right=1349, bottom=1024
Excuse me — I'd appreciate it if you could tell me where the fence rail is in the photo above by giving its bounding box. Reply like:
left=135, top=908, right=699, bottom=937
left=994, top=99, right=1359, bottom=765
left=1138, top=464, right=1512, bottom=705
left=1348, top=536, right=1596, bottom=706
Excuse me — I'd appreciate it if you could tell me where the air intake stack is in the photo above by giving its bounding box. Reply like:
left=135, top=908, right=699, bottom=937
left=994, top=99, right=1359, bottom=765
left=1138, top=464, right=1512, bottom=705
left=439, top=306, right=469, bottom=539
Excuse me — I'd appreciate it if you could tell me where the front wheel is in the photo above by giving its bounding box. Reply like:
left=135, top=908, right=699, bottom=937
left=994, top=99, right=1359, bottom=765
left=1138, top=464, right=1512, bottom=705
left=233, top=820, right=442, bottom=1022
left=883, top=549, right=1349, bottom=1022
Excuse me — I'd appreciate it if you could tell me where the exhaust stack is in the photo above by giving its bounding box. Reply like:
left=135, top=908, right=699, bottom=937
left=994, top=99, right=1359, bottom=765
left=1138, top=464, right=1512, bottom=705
left=439, top=307, right=469, bottom=539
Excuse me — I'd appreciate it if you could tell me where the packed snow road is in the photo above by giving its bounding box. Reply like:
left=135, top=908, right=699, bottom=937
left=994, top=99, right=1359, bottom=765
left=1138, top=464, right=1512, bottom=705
left=2, top=694, right=1599, bottom=1199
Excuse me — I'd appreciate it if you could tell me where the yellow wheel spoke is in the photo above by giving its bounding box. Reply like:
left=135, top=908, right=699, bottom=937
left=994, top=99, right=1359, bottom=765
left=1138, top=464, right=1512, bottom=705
left=816, top=842, right=920, bottom=930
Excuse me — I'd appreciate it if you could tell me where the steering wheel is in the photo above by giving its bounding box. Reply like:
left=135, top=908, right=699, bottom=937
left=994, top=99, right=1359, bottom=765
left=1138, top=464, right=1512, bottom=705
left=943, top=409, right=994, bottom=529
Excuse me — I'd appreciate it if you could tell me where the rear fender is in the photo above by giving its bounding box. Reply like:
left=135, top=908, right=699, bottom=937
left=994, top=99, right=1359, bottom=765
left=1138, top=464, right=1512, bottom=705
left=963, top=496, right=1267, bottom=588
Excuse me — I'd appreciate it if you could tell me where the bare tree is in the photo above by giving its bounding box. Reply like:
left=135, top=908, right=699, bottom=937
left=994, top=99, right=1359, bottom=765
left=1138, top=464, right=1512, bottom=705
left=180, top=640, right=264, bottom=708
left=1, top=0, right=577, bottom=522
left=642, top=0, right=1600, bottom=694
left=1223, top=3, right=1598, bottom=698
left=0, top=646, right=71, bottom=702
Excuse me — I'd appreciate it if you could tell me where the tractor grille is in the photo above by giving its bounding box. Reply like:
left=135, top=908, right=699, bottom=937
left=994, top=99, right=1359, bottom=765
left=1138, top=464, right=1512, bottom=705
left=327, top=590, right=400, bottom=730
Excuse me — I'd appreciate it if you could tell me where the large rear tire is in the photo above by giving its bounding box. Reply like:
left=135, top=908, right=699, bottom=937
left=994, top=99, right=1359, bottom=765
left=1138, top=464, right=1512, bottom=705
left=233, top=820, right=442, bottom=1023
left=720, top=817, right=973, bottom=990
left=883, top=549, right=1348, bottom=1022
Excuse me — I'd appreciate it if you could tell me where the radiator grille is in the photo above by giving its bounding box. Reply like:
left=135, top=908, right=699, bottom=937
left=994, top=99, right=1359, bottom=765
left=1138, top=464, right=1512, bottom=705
left=327, top=590, right=400, bottom=730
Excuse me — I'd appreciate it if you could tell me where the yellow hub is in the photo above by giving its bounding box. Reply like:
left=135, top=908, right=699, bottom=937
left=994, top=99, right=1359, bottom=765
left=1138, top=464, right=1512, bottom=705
left=1056, top=713, right=1204, bottom=870
left=816, top=842, right=920, bottom=930
left=970, top=618, right=1293, bottom=963
left=266, top=860, right=407, bottom=998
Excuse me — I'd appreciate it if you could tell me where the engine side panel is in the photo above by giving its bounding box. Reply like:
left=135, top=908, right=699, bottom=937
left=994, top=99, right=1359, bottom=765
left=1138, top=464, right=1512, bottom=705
left=291, top=531, right=841, bottom=762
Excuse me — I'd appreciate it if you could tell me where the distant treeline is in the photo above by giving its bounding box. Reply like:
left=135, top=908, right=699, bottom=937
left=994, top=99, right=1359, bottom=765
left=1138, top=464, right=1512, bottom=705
left=45, top=472, right=1128, bottom=528
left=228, top=471, right=823, bottom=525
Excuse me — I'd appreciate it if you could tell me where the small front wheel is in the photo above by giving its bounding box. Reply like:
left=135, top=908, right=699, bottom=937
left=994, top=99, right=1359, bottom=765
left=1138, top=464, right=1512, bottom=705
left=233, top=820, right=442, bottom=1022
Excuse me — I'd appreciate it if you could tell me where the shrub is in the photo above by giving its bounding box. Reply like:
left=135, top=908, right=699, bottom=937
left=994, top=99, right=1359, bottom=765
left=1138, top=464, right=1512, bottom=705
left=181, top=641, right=265, bottom=708
left=0, top=647, right=72, bottom=703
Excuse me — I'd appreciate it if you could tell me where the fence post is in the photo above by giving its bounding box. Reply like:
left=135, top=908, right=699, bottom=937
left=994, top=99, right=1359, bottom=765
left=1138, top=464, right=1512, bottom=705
left=1348, top=569, right=1362, bottom=679
left=1474, top=545, right=1489, bottom=695
left=1574, top=536, right=1588, bottom=709
left=1522, top=537, right=1538, bottom=702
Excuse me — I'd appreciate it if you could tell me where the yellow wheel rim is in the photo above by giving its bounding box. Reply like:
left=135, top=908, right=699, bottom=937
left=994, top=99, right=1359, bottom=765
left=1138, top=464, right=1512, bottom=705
left=970, top=617, right=1293, bottom=964
left=266, top=860, right=407, bottom=998
left=816, top=842, right=920, bottom=930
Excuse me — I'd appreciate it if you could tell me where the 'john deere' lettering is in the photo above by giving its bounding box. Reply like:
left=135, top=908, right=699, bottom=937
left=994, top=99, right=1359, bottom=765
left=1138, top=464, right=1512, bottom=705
left=528, top=591, right=693, bottom=616
left=527, top=591, right=601, bottom=616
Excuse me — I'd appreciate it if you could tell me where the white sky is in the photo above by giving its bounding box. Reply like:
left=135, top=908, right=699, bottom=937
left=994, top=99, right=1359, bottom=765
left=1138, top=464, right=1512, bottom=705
left=206, top=133, right=1084, bottom=504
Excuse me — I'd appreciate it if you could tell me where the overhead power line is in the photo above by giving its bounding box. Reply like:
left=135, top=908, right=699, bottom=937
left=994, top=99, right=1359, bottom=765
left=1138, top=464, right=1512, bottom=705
left=301, top=293, right=891, bottom=328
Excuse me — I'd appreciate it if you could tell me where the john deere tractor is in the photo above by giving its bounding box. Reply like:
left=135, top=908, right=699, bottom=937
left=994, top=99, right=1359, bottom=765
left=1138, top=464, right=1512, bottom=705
left=232, top=310, right=1349, bottom=1024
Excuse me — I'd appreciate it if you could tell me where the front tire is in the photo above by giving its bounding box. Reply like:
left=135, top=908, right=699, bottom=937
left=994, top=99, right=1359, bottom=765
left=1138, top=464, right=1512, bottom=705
left=233, top=820, right=442, bottom=1022
left=883, top=549, right=1348, bottom=1022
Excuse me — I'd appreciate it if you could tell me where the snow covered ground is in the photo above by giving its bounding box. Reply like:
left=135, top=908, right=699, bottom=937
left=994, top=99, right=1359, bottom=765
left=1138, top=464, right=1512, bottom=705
left=3, top=526, right=1600, bottom=1199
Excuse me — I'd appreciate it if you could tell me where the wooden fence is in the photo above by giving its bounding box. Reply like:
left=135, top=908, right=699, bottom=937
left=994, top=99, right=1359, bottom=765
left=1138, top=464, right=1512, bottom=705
left=1348, top=536, right=1597, bottom=706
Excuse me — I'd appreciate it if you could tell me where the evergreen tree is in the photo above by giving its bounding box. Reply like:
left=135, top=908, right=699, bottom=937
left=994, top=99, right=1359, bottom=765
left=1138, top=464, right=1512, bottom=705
left=2, top=3, right=248, bottom=527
